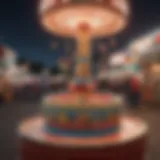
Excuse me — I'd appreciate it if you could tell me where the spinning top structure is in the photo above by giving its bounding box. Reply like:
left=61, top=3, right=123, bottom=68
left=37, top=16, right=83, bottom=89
left=39, top=0, right=130, bottom=92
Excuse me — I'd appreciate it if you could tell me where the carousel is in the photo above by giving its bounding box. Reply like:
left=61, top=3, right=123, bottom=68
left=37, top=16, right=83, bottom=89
left=18, top=1, right=148, bottom=160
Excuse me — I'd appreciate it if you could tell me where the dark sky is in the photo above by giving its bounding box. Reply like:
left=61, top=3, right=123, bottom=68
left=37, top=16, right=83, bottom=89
left=0, top=0, right=160, bottom=67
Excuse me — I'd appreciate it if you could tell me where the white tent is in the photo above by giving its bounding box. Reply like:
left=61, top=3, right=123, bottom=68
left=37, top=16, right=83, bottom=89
left=129, top=36, right=153, bottom=56
left=128, top=29, right=160, bottom=56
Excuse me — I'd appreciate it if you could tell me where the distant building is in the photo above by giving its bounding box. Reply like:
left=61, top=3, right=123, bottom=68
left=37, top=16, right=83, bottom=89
left=0, top=44, right=17, bottom=70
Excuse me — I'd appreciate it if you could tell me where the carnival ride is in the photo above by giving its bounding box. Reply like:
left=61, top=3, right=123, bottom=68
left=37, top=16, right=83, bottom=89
left=18, top=1, right=148, bottom=160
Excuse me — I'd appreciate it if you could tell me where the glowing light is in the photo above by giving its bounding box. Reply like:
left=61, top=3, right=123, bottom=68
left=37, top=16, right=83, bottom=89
left=109, top=53, right=126, bottom=66
left=111, top=0, right=130, bottom=15
left=129, top=36, right=154, bottom=54
left=54, top=8, right=117, bottom=30
left=39, top=0, right=56, bottom=13
left=40, top=0, right=129, bottom=37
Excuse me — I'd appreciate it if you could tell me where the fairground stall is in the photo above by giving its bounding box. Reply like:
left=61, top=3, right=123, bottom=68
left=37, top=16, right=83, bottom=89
left=128, top=30, right=160, bottom=105
left=128, top=30, right=159, bottom=63
left=97, top=51, right=141, bottom=92
left=0, top=44, right=17, bottom=102
left=139, top=42, right=160, bottom=106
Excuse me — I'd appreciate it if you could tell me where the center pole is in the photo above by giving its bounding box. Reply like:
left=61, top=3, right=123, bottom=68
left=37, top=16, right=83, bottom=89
left=69, top=23, right=94, bottom=103
left=74, top=26, right=92, bottom=82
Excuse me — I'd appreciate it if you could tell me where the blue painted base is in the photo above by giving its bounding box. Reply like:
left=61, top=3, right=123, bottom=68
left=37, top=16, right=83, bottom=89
left=45, top=126, right=119, bottom=137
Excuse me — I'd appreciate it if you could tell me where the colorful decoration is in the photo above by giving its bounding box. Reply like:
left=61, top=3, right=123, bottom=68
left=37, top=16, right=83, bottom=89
left=59, top=112, right=69, bottom=124
left=76, top=114, right=89, bottom=127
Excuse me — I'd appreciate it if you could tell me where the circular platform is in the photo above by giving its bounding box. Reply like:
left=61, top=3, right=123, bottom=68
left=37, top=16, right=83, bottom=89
left=18, top=116, right=148, bottom=160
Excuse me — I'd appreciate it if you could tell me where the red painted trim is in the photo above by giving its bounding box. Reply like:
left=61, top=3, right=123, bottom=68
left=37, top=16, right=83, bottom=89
left=48, top=120, right=119, bottom=131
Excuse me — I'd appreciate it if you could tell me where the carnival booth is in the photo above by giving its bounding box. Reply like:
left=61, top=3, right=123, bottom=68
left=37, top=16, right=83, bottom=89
left=97, top=51, right=139, bottom=92
left=140, top=43, right=160, bottom=105
left=128, top=31, right=157, bottom=62
left=0, top=45, right=17, bottom=102
left=128, top=31, right=160, bottom=105
left=108, top=51, right=141, bottom=80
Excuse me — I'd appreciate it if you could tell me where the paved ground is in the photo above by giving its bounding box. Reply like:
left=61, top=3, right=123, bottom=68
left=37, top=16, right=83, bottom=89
left=0, top=102, right=160, bottom=160
left=0, top=102, right=39, bottom=160
left=129, top=107, right=160, bottom=160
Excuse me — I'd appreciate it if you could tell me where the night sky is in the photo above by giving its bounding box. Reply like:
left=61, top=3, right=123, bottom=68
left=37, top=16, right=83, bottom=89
left=0, top=0, right=160, bottom=67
